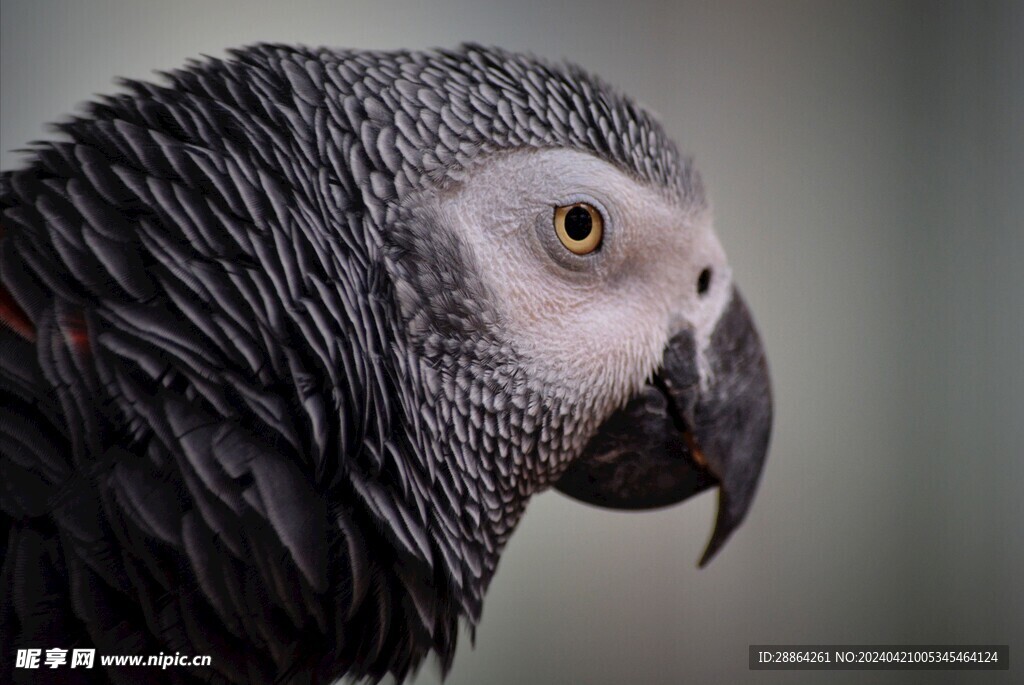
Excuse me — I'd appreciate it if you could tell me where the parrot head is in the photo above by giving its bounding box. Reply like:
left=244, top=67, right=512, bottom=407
left=380, top=46, right=772, bottom=584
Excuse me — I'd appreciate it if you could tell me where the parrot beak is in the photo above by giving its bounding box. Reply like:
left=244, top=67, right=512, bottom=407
left=554, top=287, right=772, bottom=566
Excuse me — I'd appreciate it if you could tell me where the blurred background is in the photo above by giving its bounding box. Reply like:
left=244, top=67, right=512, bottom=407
left=2, top=1, right=1021, bottom=683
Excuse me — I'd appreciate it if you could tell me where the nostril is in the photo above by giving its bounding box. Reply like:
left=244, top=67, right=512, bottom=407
left=697, top=267, right=712, bottom=296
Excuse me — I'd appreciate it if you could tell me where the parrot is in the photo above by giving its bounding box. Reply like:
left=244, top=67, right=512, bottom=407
left=0, top=44, right=772, bottom=684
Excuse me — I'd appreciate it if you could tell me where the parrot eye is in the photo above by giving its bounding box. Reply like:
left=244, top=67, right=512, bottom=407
left=553, top=203, right=603, bottom=255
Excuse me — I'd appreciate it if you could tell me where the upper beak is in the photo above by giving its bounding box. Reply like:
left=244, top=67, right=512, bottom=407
left=554, top=287, right=772, bottom=566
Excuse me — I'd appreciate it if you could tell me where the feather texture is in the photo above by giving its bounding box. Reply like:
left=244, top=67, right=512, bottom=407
left=0, top=43, right=693, bottom=683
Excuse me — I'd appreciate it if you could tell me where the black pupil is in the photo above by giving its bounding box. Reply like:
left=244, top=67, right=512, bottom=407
left=564, top=206, right=592, bottom=241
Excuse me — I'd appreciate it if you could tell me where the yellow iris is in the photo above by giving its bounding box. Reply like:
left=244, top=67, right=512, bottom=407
left=553, top=203, right=603, bottom=255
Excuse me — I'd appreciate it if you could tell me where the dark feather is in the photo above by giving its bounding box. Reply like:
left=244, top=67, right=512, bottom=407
left=1, top=42, right=693, bottom=683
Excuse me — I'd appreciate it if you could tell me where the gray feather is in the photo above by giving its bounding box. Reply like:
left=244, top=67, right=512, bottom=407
left=1, top=42, right=694, bottom=683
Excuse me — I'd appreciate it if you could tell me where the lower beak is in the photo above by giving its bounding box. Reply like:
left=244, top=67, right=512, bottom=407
left=554, top=287, right=772, bottom=566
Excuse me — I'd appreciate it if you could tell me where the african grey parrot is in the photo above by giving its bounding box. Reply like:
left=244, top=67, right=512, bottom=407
left=0, top=44, right=771, bottom=683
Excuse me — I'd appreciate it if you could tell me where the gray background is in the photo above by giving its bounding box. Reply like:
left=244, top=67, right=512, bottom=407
left=2, top=1, right=1021, bottom=684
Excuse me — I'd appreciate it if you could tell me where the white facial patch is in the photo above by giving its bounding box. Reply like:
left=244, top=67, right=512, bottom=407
left=424, top=149, right=733, bottom=415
